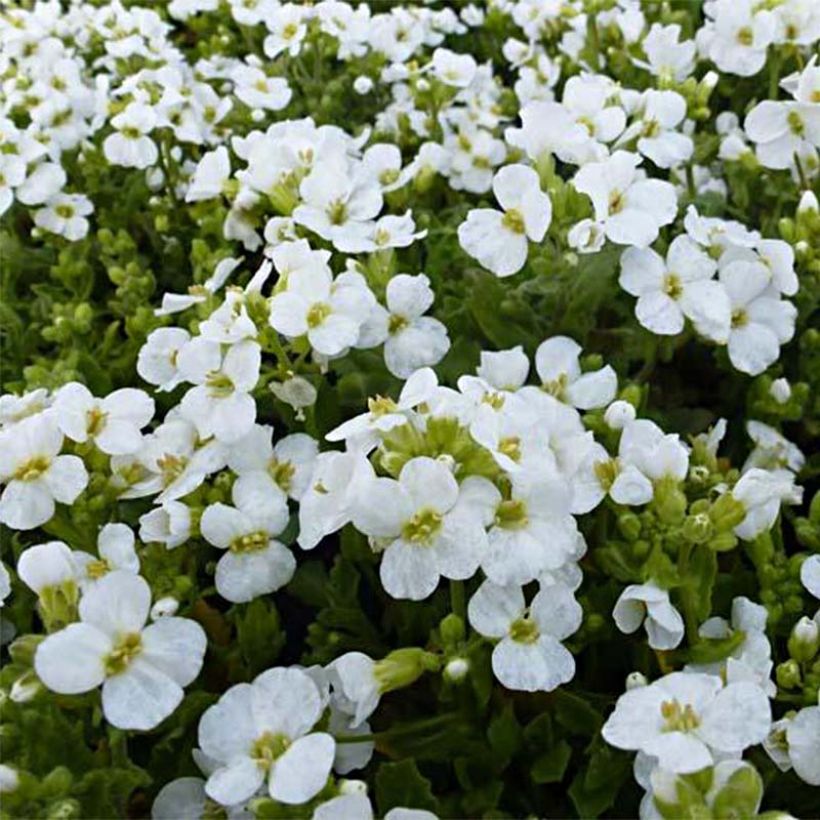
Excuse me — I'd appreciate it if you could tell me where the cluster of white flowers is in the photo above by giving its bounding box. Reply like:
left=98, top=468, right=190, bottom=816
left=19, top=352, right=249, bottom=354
left=1, top=0, right=819, bottom=817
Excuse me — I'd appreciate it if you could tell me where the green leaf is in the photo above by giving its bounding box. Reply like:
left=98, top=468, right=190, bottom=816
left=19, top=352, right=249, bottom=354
left=552, top=690, right=603, bottom=737
left=375, top=759, right=438, bottom=815
left=231, top=598, right=286, bottom=678
left=531, top=740, right=572, bottom=784
left=487, top=703, right=521, bottom=767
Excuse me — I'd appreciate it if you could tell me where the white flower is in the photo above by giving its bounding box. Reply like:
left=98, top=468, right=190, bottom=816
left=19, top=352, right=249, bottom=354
left=613, top=584, right=685, bottom=650
left=198, top=667, right=334, bottom=806
left=104, top=103, right=158, bottom=169
left=457, top=164, right=552, bottom=277
left=33, top=193, right=93, bottom=241
left=298, top=452, right=373, bottom=550
left=744, top=420, right=805, bottom=473
left=431, top=48, right=477, bottom=88
left=292, top=159, right=383, bottom=248
left=233, top=65, right=292, bottom=112
left=326, top=367, right=438, bottom=453
left=17, top=540, right=78, bottom=597
left=468, top=580, right=581, bottom=692
left=534, top=336, right=617, bottom=410
left=137, top=328, right=192, bottom=392
left=53, top=382, right=154, bottom=455
left=640, top=23, right=696, bottom=82
left=268, top=265, right=375, bottom=357
left=35, top=571, right=206, bottom=730
left=0, top=414, right=88, bottom=530
left=619, top=236, right=730, bottom=341
left=703, top=0, right=776, bottom=77
left=200, top=474, right=295, bottom=603
left=359, top=274, right=450, bottom=378
left=73, top=523, right=140, bottom=591
left=351, top=457, right=497, bottom=600
left=139, top=501, right=192, bottom=550
left=745, top=100, right=820, bottom=170
left=177, top=338, right=261, bottom=442
left=787, top=706, right=820, bottom=785
left=573, top=151, right=677, bottom=248
left=227, top=427, right=318, bottom=502
left=185, top=146, right=230, bottom=202
left=482, top=475, right=579, bottom=586
left=720, top=259, right=797, bottom=375
left=263, top=5, right=308, bottom=59
left=733, top=467, right=802, bottom=540
left=602, top=671, right=771, bottom=773
left=327, top=652, right=380, bottom=728
left=619, top=90, right=692, bottom=169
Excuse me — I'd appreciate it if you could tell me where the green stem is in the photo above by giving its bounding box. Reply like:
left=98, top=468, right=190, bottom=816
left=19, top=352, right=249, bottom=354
left=449, top=579, right=465, bottom=622
left=677, top=541, right=699, bottom=643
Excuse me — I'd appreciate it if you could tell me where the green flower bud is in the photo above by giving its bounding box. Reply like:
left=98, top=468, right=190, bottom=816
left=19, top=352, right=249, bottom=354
left=653, top=478, right=687, bottom=524
left=788, top=617, right=819, bottom=663
left=374, top=648, right=441, bottom=693
left=8, top=634, right=44, bottom=666
left=439, top=614, right=465, bottom=647
left=776, top=659, right=802, bottom=689
left=683, top=512, right=713, bottom=544
left=617, top=512, right=642, bottom=541
left=710, top=492, right=746, bottom=531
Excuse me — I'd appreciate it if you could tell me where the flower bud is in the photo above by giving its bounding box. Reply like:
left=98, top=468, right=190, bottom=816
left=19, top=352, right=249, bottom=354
left=444, top=657, right=470, bottom=682
left=439, top=613, right=465, bottom=646
left=770, top=378, right=792, bottom=404
left=150, top=596, right=179, bottom=620
left=788, top=617, right=819, bottom=663
left=353, top=76, right=373, bottom=95
left=374, top=648, right=440, bottom=693
left=626, top=671, right=647, bottom=690
left=10, top=670, right=41, bottom=703
left=776, top=659, right=802, bottom=689
left=798, top=190, right=819, bottom=214
left=0, top=764, right=19, bottom=793
left=604, top=400, right=636, bottom=430
left=339, top=779, right=368, bottom=795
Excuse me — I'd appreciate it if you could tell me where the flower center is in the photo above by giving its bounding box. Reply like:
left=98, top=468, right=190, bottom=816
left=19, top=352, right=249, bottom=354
left=498, top=436, right=521, bottom=463
left=402, top=507, right=443, bottom=544
left=660, top=699, right=701, bottom=732
left=541, top=372, right=568, bottom=400
left=157, top=453, right=187, bottom=484
left=104, top=632, right=143, bottom=675
left=268, top=458, right=295, bottom=492
left=389, top=310, right=410, bottom=334
left=509, top=617, right=539, bottom=644
left=731, top=309, right=748, bottom=329
left=482, top=391, right=505, bottom=410
left=380, top=168, right=399, bottom=186
left=121, top=126, right=141, bottom=139
left=494, top=498, right=529, bottom=530
left=642, top=119, right=661, bottom=139
left=501, top=208, right=526, bottom=235
left=251, top=732, right=291, bottom=771
left=86, top=406, right=108, bottom=437
left=327, top=199, right=348, bottom=225
left=593, top=458, right=620, bottom=491
left=282, top=23, right=298, bottom=40
left=86, top=559, right=110, bottom=580
left=663, top=273, right=683, bottom=300
left=13, top=455, right=51, bottom=482
left=736, top=26, right=753, bottom=46
left=306, top=302, right=332, bottom=328
left=787, top=109, right=805, bottom=137
left=608, top=190, right=625, bottom=215
left=55, top=203, right=75, bottom=219
left=206, top=371, right=235, bottom=397
left=229, top=531, right=269, bottom=554
left=368, top=395, right=398, bottom=416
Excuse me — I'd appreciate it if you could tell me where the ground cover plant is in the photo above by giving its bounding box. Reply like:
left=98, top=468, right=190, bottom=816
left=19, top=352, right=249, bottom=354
left=1, top=0, right=819, bottom=817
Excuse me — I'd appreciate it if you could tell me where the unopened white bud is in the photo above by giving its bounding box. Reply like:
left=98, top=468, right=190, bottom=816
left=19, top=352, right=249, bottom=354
left=769, top=378, right=791, bottom=404
left=353, top=76, right=373, bottom=95
left=444, top=657, right=470, bottom=682
left=798, top=190, right=819, bottom=214
left=339, top=779, right=368, bottom=795
left=151, top=596, right=179, bottom=620
left=605, top=400, right=637, bottom=430
left=626, top=671, right=648, bottom=690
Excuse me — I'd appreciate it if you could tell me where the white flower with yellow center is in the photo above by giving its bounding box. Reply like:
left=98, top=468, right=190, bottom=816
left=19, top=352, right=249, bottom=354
left=35, top=571, right=206, bottom=731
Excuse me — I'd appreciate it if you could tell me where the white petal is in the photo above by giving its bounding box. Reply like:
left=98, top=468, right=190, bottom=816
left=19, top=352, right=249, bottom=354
left=141, top=617, right=206, bottom=687
left=102, top=659, right=183, bottom=730
left=79, top=570, right=151, bottom=636
left=467, top=581, right=524, bottom=639
left=699, top=681, right=771, bottom=752
left=270, top=733, right=335, bottom=805
left=492, top=636, right=575, bottom=692
left=379, top=540, right=440, bottom=601
left=35, top=624, right=109, bottom=694
left=205, top=758, right=265, bottom=806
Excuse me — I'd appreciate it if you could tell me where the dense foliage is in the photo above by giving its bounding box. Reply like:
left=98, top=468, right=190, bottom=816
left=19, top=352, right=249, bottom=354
left=1, top=0, right=819, bottom=818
